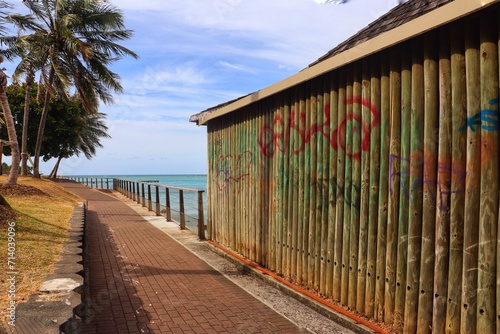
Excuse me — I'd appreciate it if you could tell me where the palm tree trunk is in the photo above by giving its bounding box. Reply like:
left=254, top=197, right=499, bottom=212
left=33, top=67, right=54, bottom=178
left=21, top=71, right=34, bottom=176
left=49, top=156, right=62, bottom=178
left=0, top=69, right=20, bottom=186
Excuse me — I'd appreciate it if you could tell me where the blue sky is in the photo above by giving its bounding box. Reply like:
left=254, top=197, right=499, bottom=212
left=8, top=0, right=403, bottom=176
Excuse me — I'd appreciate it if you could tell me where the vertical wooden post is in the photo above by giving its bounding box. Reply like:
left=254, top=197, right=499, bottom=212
left=290, top=89, right=301, bottom=283
left=320, top=84, right=330, bottom=295
left=296, top=90, right=306, bottom=284
left=384, top=47, right=401, bottom=326
left=273, top=95, right=286, bottom=275
left=395, top=43, right=411, bottom=328
left=445, top=22, right=466, bottom=334
left=155, top=186, right=160, bottom=216
left=365, top=56, right=381, bottom=317
left=301, top=87, right=311, bottom=285
left=179, top=189, right=186, bottom=229
left=141, top=183, right=145, bottom=207
left=341, top=69, right=353, bottom=306
left=357, top=59, right=371, bottom=313
left=282, top=95, right=291, bottom=279
left=198, top=191, right=205, bottom=240
left=417, top=30, right=439, bottom=334
left=349, top=64, right=362, bottom=310
left=260, top=106, right=270, bottom=267
left=165, top=188, right=172, bottom=221
left=147, top=184, right=152, bottom=211
left=404, top=36, right=425, bottom=332
left=477, top=13, right=498, bottom=334
left=326, top=75, right=338, bottom=298
left=314, top=86, right=324, bottom=292
left=432, top=26, right=452, bottom=334
left=375, top=51, right=391, bottom=322
left=136, top=182, right=140, bottom=204
left=333, top=70, right=346, bottom=302
left=307, top=87, right=318, bottom=289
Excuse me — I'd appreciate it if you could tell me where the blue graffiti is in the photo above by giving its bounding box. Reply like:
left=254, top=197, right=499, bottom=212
left=460, top=98, right=499, bottom=132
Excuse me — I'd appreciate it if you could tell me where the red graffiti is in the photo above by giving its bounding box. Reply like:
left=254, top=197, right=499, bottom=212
left=258, top=96, right=380, bottom=159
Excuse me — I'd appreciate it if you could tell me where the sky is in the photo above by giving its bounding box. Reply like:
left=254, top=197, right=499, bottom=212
left=6, top=0, right=404, bottom=176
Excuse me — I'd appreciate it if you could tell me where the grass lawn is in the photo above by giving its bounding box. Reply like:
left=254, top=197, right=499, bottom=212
left=0, top=176, right=81, bottom=324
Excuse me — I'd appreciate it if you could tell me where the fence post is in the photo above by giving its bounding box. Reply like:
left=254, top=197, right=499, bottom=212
left=179, top=190, right=185, bottom=229
left=165, top=188, right=172, bottom=221
left=141, top=183, right=145, bottom=207
left=136, top=182, right=141, bottom=204
left=147, top=184, right=152, bottom=211
left=198, top=191, right=205, bottom=240
left=155, top=186, right=161, bottom=216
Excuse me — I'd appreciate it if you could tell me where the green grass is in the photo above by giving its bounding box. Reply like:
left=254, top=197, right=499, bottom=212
left=0, top=177, right=81, bottom=324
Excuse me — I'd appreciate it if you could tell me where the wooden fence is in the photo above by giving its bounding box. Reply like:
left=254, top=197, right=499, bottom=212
left=206, top=6, right=500, bottom=333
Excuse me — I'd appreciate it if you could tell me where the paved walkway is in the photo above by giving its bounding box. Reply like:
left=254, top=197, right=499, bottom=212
left=59, top=181, right=310, bottom=334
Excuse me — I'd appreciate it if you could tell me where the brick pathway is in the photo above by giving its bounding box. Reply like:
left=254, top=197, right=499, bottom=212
left=59, top=181, right=308, bottom=334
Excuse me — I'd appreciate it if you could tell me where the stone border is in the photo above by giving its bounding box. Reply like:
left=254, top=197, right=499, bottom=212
left=11, top=203, right=86, bottom=334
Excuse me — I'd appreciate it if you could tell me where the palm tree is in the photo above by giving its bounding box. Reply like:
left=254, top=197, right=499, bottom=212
left=49, top=111, right=110, bottom=178
left=11, top=0, right=137, bottom=177
left=0, top=56, right=20, bottom=185
left=0, top=33, right=48, bottom=176
left=0, top=1, right=20, bottom=186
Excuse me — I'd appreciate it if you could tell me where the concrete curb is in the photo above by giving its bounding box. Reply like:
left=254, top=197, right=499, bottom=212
left=12, top=203, right=86, bottom=334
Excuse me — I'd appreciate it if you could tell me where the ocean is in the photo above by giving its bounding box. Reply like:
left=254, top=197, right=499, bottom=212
left=69, top=174, right=207, bottom=231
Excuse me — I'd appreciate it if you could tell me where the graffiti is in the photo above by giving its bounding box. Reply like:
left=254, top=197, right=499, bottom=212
left=389, top=153, right=466, bottom=211
left=436, top=163, right=467, bottom=211
left=332, top=96, right=380, bottom=159
left=216, top=150, right=253, bottom=191
left=330, top=178, right=361, bottom=210
left=459, top=98, right=499, bottom=132
left=258, top=96, right=380, bottom=160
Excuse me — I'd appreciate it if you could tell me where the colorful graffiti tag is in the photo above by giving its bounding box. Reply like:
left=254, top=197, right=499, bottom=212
left=459, top=98, right=499, bottom=132
left=216, top=150, right=253, bottom=191
left=389, top=153, right=466, bottom=211
left=258, top=96, right=380, bottom=160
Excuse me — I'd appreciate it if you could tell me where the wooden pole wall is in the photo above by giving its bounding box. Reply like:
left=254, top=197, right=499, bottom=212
left=204, top=7, right=500, bottom=333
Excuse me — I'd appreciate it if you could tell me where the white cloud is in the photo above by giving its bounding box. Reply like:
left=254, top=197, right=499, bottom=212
left=27, top=0, right=402, bottom=175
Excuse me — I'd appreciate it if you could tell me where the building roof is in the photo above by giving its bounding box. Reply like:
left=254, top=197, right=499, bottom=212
left=190, top=0, right=496, bottom=125
left=308, top=0, right=454, bottom=67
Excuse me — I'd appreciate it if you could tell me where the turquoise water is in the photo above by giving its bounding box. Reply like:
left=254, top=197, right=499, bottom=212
left=69, top=175, right=207, bottom=231
left=70, top=174, right=207, bottom=191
